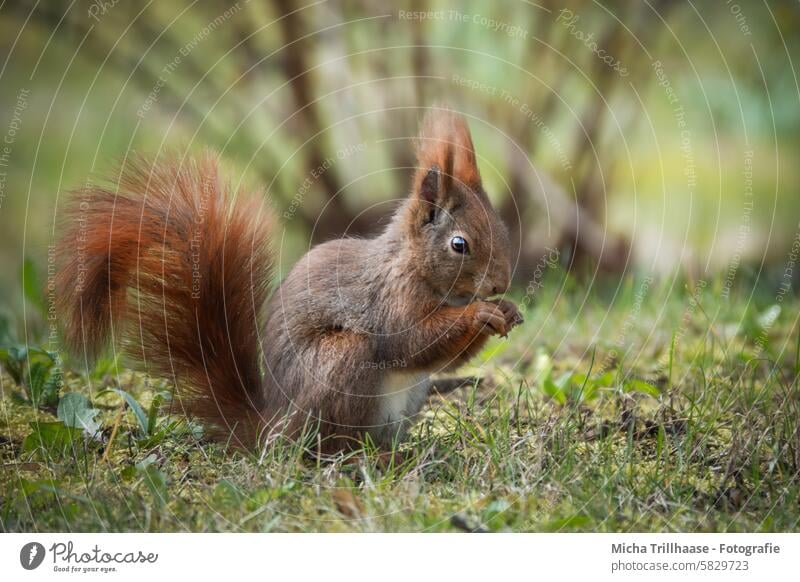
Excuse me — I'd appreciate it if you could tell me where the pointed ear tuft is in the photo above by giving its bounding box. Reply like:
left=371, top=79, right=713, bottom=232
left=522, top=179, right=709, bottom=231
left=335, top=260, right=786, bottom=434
left=450, top=115, right=481, bottom=188
left=412, top=108, right=481, bottom=202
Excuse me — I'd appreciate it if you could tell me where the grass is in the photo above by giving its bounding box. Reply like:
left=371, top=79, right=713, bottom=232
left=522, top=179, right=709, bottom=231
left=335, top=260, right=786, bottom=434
left=1, top=271, right=799, bottom=532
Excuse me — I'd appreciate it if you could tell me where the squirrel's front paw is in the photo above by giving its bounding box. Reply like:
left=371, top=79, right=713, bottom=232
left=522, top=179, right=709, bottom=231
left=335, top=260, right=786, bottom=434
left=490, top=299, right=523, bottom=337
left=474, top=301, right=511, bottom=337
left=490, top=299, right=523, bottom=335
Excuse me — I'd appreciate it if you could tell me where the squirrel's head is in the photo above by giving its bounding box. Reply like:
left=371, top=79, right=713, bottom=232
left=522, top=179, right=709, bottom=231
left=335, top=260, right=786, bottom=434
left=402, top=109, right=512, bottom=306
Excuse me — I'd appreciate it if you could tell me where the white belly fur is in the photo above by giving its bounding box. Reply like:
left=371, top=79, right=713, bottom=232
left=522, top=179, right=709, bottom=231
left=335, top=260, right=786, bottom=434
left=372, top=371, right=430, bottom=445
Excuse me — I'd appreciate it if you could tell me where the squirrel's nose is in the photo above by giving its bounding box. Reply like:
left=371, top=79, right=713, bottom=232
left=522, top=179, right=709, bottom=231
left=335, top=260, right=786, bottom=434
left=492, top=274, right=510, bottom=296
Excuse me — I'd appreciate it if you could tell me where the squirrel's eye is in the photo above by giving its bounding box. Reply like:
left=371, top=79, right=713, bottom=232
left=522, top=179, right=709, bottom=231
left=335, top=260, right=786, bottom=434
left=450, top=236, right=469, bottom=254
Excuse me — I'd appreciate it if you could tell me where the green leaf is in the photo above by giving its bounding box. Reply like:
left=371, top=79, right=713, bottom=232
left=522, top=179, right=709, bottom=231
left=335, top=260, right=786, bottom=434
left=542, top=372, right=569, bottom=405
left=533, top=350, right=571, bottom=404
left=41, top=368, right=63, bottom=407
left=104, top=388, right=149, bottom=436
left=0, top=346, right=60, bottom=408
left=624, top=379, right=661, bottom=398
left=26, top=361, right=49, bottom=403
left=22, top=421, right=84, bottom=459
left=27, top=361, right=61, bottom=408
left=570, top=373, right=600, bottom=402
left=594, top=371, right=617, bottom=387
left=120, top=465, right=137, bottom=481
left=147, top=391, right=168, bottom=435
left=136, top=455, right=168, bottom=508
left=57, top=392, right=101, bottom=436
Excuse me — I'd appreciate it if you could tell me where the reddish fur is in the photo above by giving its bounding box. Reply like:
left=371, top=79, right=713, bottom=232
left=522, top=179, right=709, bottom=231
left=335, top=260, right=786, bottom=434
left=414, top=107, right=482, bottom=194
left=56, top=153, right=274, bottom=446
left=55, top=110, right=518, bottom=455
left=402, top=303, right=491, bottom=370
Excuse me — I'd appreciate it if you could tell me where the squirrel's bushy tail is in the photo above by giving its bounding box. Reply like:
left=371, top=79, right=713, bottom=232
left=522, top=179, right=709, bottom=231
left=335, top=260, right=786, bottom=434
left=56, top=152, right=274, bottom=446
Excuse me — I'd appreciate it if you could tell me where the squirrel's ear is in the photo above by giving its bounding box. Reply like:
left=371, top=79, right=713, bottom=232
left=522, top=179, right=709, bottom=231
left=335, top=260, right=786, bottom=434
left=419, top=164, right=441, bottom=203
left=412, top=108, right=481, bottom=205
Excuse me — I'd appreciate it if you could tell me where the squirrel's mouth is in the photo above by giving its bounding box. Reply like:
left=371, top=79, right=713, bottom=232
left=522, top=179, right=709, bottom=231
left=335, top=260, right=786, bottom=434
left=444, top=292, right=486, bottom=307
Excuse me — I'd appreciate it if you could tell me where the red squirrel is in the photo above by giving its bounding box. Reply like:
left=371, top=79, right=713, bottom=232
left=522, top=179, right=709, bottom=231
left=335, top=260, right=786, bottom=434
left=56, top=109, right=522, bottom=454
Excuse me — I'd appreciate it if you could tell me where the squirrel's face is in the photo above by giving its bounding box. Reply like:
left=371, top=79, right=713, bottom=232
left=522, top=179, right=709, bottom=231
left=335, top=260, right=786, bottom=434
left=405, top=110, right=512, bottom=305
left=411, top=179, right=511, bottom=306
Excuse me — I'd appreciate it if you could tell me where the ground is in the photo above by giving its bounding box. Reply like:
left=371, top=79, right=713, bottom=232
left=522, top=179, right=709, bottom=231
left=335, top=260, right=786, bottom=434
left=1, top=273, right=799, bottom=532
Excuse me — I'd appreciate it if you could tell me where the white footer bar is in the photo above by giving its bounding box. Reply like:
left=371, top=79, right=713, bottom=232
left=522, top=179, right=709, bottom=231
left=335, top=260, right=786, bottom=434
left=2, top=533, right=797, bottom=581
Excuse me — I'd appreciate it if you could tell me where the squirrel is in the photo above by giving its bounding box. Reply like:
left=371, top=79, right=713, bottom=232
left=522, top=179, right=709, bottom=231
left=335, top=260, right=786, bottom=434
left=55, top=109, right=522, bottom=455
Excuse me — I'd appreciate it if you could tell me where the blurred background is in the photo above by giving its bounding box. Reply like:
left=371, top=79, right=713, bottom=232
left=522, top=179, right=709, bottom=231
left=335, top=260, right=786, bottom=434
left=0, top=0, right=798, bottom=307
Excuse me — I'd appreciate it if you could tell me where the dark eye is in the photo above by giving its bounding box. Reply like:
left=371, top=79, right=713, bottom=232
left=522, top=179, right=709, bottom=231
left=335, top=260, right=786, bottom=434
left=450, top=236, right=469, bottom=254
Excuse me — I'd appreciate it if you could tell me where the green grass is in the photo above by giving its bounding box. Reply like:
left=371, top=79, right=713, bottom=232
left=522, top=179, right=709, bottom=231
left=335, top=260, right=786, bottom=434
left=2, top=272, right=800, bottom=532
